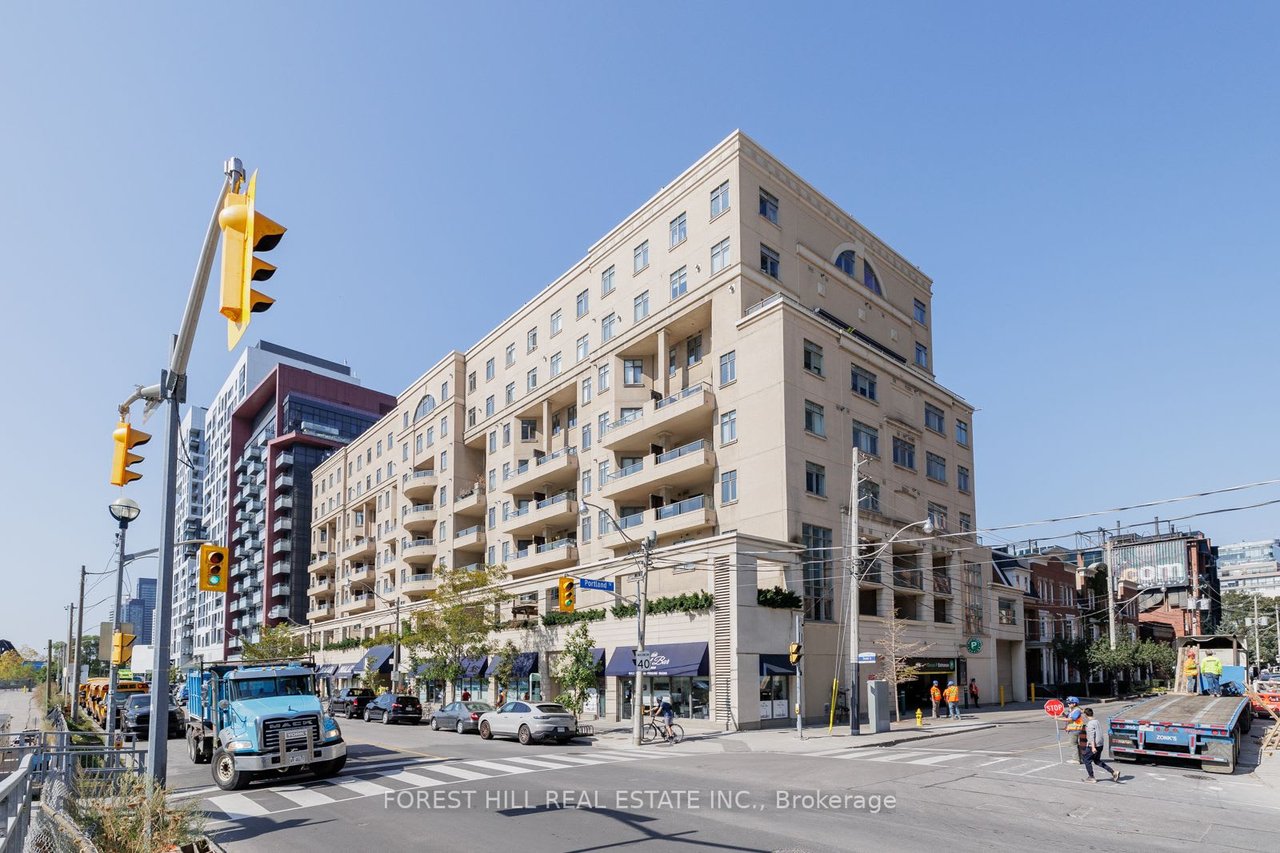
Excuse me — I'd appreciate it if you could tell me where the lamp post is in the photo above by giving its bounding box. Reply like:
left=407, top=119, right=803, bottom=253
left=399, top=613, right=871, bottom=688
left=106, top=496, right=141, bottom=740
left=348, top=583, right=402, bottom=691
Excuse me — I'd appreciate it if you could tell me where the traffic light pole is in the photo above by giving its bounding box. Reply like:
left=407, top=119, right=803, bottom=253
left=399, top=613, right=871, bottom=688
left=848, top=450, right=861, bottom=736
left=633, top=535, right=652, bottom=748
left=106, top=521, right=129, bottom=740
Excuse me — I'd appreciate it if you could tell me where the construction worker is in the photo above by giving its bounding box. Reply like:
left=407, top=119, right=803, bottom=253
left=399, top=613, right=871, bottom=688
left=1200, top=651, right=1223, bottom=697
left=930, top=681, right=942, bottom=719
left=943, top=681, right=961, bottom=719
left=1063, top=696, right=1085, bottom=763
left=1183, top=648, right=1200, bottom=695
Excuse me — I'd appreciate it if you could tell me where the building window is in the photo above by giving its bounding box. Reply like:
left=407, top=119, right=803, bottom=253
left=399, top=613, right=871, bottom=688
left=957, top=465, right=971, bottom=494
left=505, top=383, right=515, bottom=405
left=956, top=420, right=970, bottom=447
left=802, top=524, right=834, bottom=621
left=439, top=450, right=448, bottom=472
left=803, top=340, right=823, bottom=376
left=760, top=244, right=780, bottom=279
left=759, top=188, right=778, bottom=224
left=913, top=299, right=927, bottom=325
left=467, top=372, right=476, bottom=393
left=999, top=598, right=1018, bottom=626
left=915, top=343, right=928, bottom=368
left=669, top=213, right=687, bottom=248
left=805, top=462, right=826, bottom=497
left=633, top=290, right=649, bottom=322
left=959, top=512, right=972, bottom=532
left=893, top=437, right=916, bottom=469
left=551, top=309, right=563, bottom=337
left=466, top=408, right=475, bottom=428
left=928, top=502, right=947, bottom=531
left=598, top=363, right=611, bottom=392
left=803, top=400, right=825, bottom=436
left=851, top=367, right=877, bottom=401
left=668, top=345, right=677, bottom=376
left=441, top=415, right=450, bottom=437
left=526, top=368, right=538, bottom=392
left=576, top=334, right=589, bottom=362
left=576, top=289, right=589, bottom=318
left=602, top=313, right=617, bottom=342
left=505, top=343, right=516, bottom=367
left=441, top=380, right=449, bottom=400
left=582, top=423, right=592, bottom=450
left=485, top=358, right=495, bottom=381
left=835, top=249, right=856, bottom=277
left=710, top=180, right=730, bottom=218
left=720, top=410, right=737, bottom=444
left=520, top=419, right=537, bottom=441
left=413, top=394, right=436, bottom=421
left=485, top=396, right=495, bottom=417
left=721, top=469, right=738, bottom=504
left=858, top=480, right=881, bottom=513
left=582, top=470, right=592, bottom=496
left=633, top=240, right=649, bottom=273
left=502, top=423, right=510, bottom=446
left=526, top=327, right=537, bottom=353
left=550, top=352, right=562, bottom=377
left=670, top=266, right=691, bottom=298
left=710, top=238, right=731, bottom=274
left=581, top=516, right=592, bottom=543
left=488, top=430, right=496, bottom=453
left=852, top=420, right=879, bottom=456
left=685, top=333, right=703, bottom=365
left=623, top=358, right=644, bottom=386
left=581, top=377, right=592, bottom=403
left=924, top=404, right=945, bottom=434
left=863, top=261, right=882, bottom=296
left=719, top=350, right=736, bottom=386
left=601, top=265, right=615, bottom=295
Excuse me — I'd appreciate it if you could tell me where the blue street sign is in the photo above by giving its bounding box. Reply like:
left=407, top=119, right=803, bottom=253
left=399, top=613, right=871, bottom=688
left=579, top=578, right=615, bottom=592
left=856, top=652, right=877, bottom=664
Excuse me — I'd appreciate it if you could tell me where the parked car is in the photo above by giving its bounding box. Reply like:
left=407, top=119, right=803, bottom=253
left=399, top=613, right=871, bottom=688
left=363, top=693, right=422, bottom=725
left=329, top=687, right=376, bottom=719
left=478, top=701, right=577, bottom=745
left=121, top=693, right=185, bottom=739
left=430, top=701, right=494, bottom=734
left=173, top=683, right=189, bottom=706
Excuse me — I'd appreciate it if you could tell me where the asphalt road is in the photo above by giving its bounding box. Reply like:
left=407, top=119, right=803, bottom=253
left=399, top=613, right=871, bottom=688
left=170, top=709, right=1280, bottom=853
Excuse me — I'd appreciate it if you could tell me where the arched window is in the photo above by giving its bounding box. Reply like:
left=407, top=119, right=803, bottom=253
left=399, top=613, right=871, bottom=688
left=413, top=394, right=436, bottom=422
left=835, top=250, right=856, bottom=277
left=862, top=260, right=882, bottom=296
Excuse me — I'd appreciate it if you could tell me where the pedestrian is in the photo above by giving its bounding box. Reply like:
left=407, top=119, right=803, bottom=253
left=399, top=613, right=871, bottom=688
left=1201, top=651, right=1222, bottom=696
left=1182, top=648, right=1200, bottom=695
left=1063, top=696, right=1085, bottom=764
left=497, top=689, right=507, bottom=707
left=930, top=681, right=942, bottom=719
left=1080, top=708, right=1121, bottom=783
left=943, top=681, right=961, bottom=719
left=968, top=678, right=981, bottom=709
left=461, top=690, right=471, bottom=702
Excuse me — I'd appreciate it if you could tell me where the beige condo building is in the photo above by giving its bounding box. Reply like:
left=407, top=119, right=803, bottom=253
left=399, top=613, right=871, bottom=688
left=304, top=131, right=1027, bottom=729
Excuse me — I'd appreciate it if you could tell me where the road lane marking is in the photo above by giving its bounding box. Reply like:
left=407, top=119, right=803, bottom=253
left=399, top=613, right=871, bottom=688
left=462, top=759, right=537, bottom=774
left=907, top=754, right=970, bottom=765
left=498, top=756, right=584, bottom=770
left=978, top=757, right=1014, bottom=766
left=268, top=787, right=342, bottom=809
left=423, top=764, right=491, bottom=781
left=209, top=793, right=269, bottom=820
left=866, top=752, right=929, bottom=762
left=326, top=777, right=391, bottom=796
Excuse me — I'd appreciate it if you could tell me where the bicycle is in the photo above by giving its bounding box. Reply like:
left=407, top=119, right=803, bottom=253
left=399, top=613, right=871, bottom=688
left=641, top=718, right=684, bottom=744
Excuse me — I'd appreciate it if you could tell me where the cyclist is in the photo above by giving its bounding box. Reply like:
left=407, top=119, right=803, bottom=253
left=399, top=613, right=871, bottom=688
left=655, top=694, right=676, bottom=743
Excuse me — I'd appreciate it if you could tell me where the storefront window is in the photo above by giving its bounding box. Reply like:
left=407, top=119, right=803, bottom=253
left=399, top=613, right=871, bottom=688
left=457, top=678, right=487, bottom=701
left=759, top=676, right=790, bottom=720
left=619, top=676, right=709, bottom=720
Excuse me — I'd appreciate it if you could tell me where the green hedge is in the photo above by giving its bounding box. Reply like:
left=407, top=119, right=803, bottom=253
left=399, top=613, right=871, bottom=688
left=757, top=586, right=802, bottom=609
left=611, top=590, right=713, bottom=619
left=541, top=608, right=607, bottom=627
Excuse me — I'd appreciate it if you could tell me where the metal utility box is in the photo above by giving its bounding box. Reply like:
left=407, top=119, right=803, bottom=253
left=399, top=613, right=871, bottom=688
left=867, top=680, right=892, bottom=733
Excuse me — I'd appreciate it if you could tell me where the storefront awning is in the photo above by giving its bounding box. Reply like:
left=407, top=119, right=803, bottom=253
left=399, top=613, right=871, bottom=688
left=489, top=652, right=538, bottom=678
left=315, top=664, right=337, bottom=676
left=759, top=654, right=796, bottom=676
left=460, top=656, right=488, bottom=678
left=414, top=660, right=443, bottom=677
left=356, top=644, right=394, bottom=674
left=591, top=648, right=605, bottom=673
left=334, top=663, right=356, bottom=678
left=604, top=642, right=709, bottom=677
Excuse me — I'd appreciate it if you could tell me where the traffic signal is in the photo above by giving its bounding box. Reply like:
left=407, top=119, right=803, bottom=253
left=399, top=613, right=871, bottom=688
left=109, top=420, right=151, bottom=486
left=111, top=631, right=136, bottom=666
left=218, top=170, right=286, bottom=350
left=558, top=577, right=576, bottom=612
left=788, top=642, right=802, bottom=665
left=199, top=543, right=230, bottom=592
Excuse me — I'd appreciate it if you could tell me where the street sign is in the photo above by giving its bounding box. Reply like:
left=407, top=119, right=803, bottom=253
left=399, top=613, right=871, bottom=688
left=1044, top=698, right=1064, bottom=717
left=634, top=651, right=652, bottom=670
left=966, top=637, right=983, bottom=654
left=579, top=578, right=615, bottom=592
left=857, top=652, right=877, bottom=664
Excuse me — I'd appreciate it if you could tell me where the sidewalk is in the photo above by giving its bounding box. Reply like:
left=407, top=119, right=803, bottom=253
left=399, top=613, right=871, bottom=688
left=0, top=688, right=37, bottom=733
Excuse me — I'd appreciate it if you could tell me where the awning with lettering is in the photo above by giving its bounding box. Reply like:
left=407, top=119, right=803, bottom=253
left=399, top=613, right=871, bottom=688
left=604, top=642, right=709, bottom=677
left=333, top=663, right=356, bottom=678
left=315, top=664, right=337, bottom=676
left=759, top=654, right=797, bottom=676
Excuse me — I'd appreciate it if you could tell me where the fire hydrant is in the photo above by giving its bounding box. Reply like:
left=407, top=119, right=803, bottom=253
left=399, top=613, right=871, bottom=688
left=915, top=708, right=923, bottom=727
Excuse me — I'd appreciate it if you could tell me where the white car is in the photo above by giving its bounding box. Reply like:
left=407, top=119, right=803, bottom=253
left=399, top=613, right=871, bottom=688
left=478, top=701, right=577, bottom=745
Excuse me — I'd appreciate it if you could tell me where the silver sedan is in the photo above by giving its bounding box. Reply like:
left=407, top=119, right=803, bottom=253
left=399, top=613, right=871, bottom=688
left=478, top=701, right=578, bottom=745
left=430, top=701, right=494, bottom=734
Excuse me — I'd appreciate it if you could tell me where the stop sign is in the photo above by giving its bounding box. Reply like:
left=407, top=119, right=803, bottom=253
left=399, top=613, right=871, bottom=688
left=1044, top=699, right=1064, bottom=717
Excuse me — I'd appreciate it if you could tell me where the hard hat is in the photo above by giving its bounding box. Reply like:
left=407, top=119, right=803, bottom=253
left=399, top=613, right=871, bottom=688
left=1066, top=696, right=1080, bottom=705
left=948, top=681, right=955, bottom=686
left=932, top=680, right=938, bottom=685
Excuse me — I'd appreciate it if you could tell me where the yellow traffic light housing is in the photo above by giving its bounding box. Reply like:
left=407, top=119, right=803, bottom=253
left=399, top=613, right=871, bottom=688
left=788, top=642, right=802, bottom=665
left=198, top=543, right=230, bottom=592
left=219, top=170, right=285, bottom=350
left=111, top=631, right=136, bottom=666
left=558, top=576, right=576, bottom=612
left=110, top=420, right=151, bottom=486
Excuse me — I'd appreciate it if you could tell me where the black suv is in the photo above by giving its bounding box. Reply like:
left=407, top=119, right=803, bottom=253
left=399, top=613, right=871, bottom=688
left=121, top=693, right=185, bottom=739
left=329, top=687, right=376, bottom=719
left=364, top=694, right=422, bottom=725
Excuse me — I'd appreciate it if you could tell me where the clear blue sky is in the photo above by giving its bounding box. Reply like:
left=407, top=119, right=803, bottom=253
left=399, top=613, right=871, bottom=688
left=2, top=3, right=1277, bottom=650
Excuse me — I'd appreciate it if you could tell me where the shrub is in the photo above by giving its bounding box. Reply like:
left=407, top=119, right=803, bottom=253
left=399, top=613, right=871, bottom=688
left=72, top=770, right=206, bottom=852
left=757, top=586, right=802, bottom=609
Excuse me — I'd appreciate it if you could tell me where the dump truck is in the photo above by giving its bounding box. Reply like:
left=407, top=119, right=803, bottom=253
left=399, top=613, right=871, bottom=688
left=1107, top=635, right=1253, bottom=774
left=185, top=660, right=346, bottom=791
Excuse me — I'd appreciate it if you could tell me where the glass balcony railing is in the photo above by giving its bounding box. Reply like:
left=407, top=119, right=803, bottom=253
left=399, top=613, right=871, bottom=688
left=402, top=537, right=435, bottom=549
left=654, top=439, right=705, bottom=465
left=608, top=461, right=643, bottom=482
left=403, top=470, right=437, bottom=482
left=654, top=383, right=707, bottom=410
left=455, top=525, right=481, bottom=538
left=535, top=446, right=577, bottom=466
left=536, top=491, right=576, bottom=510
left=654, top=494, right=707, bottom=521
left=402, top=503, right=435, bottom=515
left=537, top=538, right=576, bottom=553
left=604, top=409, right=643, bottom=433
left=618, top=513, right=645, bottom=530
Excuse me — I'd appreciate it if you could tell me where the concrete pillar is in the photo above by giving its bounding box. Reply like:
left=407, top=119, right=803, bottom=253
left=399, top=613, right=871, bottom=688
left=541, top=398, right=552, bottom=455
left=656, top=328, right=669, bottom=398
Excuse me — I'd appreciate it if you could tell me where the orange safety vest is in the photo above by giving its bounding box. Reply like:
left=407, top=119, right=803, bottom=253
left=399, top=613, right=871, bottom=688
left=944, top=685, right=959, bottom=703
left=930, top=686, right=942, bottom=701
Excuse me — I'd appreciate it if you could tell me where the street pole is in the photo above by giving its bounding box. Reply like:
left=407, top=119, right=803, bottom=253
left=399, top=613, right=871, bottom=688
left=795, top=611, right=804, bottom=739
left=848, top=450, right=861, bottom=735
left=632, top=533, right=653, bottom=747
left=1105, top=535, right=1117, bottom=650
left=64, top=604, right=75, bottom=697
left=106, top=524, right=129, bottom=740
left=1274, top=602, right=1279, bottom=666
left=46, top=640, right=53, bottom=704
left=1253, top=593, right=1261, bottom=666
left=72, top=565, right=86, bottom=723
left=393, top=596, right=401, bottom=692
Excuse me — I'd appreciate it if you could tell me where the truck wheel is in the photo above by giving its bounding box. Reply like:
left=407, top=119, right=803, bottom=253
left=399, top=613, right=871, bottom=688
left=212, top=748, right=251, bottom=791
left=314, top=755, right=346, bottom=778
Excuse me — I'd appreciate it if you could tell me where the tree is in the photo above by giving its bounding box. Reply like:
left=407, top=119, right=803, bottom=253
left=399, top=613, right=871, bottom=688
left=1088, top=639, right=1137, bottom=695
left=1216, top=591, right=1280, bottom=667
left=872, top=609, right=932, bottom=721
left=79, top=635, right=105, bottom=678
left=404, top=564, right=508, bottom=699
left=1052, top=637, right=1091, bottom=682
left=1133, top=639, right=1175, bottom=680
left=240, top=623, right=307, bottom=661
left=491, top=639, right=521, bottom=700
left=0, top=650, right=37, bottom=683
left=552, top=622, right=598, bottom=717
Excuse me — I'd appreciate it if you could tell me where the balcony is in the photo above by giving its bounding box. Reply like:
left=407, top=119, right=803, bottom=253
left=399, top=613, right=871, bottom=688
left=402, top=469, right=438, bottom=499
left=273, top=494, right=293, bottom=512
left=402, top=503, right=437, bottom=533
left=276, top=452, right=294, bottom=470
left=932, top=572, right=953, bottom=595
left=504, top=447, right=578, bottom=493
left=230, top=525, right=247, bottom=544
left=273, top=517, right=292, bottom=534
left=274, top=474, right=294, bottom=491
left=453, top=486, right=486, bottom=515
left=309, top=552, right=336, bottom=574
left=599, top=440, right=715, bottom=502
left=308, top=603, right=335, bottom=622
left=892, top=568, right=924, bottom=591
left=599, top=495, right=716, bottom=551
left=401, top=572, right=437, bottom=599
left=270, top=583, right=290, bottom=598
left=347, top=564, right=375, bottom=585
left=268, top=605, right=289, bottom=620
left=307, top=577, right=335, bottom=598
left=272, top=539, right=292, bottom=555
left=503, top=491, right=578, bottom=536
left=602, top=384, right=714, bottom=449
left=342, top=536, right=375, bottom=561
left=506, top=539, right=579, bottom=577
left=271, top=558, right=291, bottom=576
left=341, top=594, right=376, bottom=615
left=454, top=524, right=486, bottom=551
left=402, top=537, right=437, bottom=565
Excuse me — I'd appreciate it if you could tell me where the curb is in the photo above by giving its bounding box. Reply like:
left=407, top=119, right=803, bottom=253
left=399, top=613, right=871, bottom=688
left=586, top=721, right=1001, bottom=753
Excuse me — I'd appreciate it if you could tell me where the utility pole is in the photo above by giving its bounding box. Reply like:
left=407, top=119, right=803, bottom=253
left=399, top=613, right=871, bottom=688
left=632, top=532, right=654, bottom=747
left=1253, top=593, right=1261, bottom=665
left=64, top=603, right=75, bottom=697
left=847, top=450, right=861, bottom=735
left=72, top=565, right=86, bottom=722
left=795, top=612, right=804, bottom=739
left=1105, top=530, right=1117, bottom=650
left=45, top=639, right=53, bottom=703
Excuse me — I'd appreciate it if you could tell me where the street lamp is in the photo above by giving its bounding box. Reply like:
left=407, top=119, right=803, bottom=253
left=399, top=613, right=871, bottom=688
left=105, top=497, right=141, bottom=740
left=348, top=582, right=402, bottom=691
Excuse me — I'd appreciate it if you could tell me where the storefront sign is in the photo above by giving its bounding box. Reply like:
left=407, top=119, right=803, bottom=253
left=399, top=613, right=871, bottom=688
left=909, top=658, right=956, bottom=673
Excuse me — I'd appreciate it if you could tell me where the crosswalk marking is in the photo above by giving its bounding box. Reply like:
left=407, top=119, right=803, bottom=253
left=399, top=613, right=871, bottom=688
left=906, top=753, right=968, bottom=766
left=499, top=756, right=582, bottom=770
left=209, top=793, right=270, bottom=820
left=265, top=787, right=338, bottom=808
left=457, top=759, right=536, bottom=775
left=539, top=754, right=610, bottom=766
left=423, top=764, right=491, bottom=781
left=327, top=777, right=390, bottom=797
left=866, top=751, right=928, bottom=762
